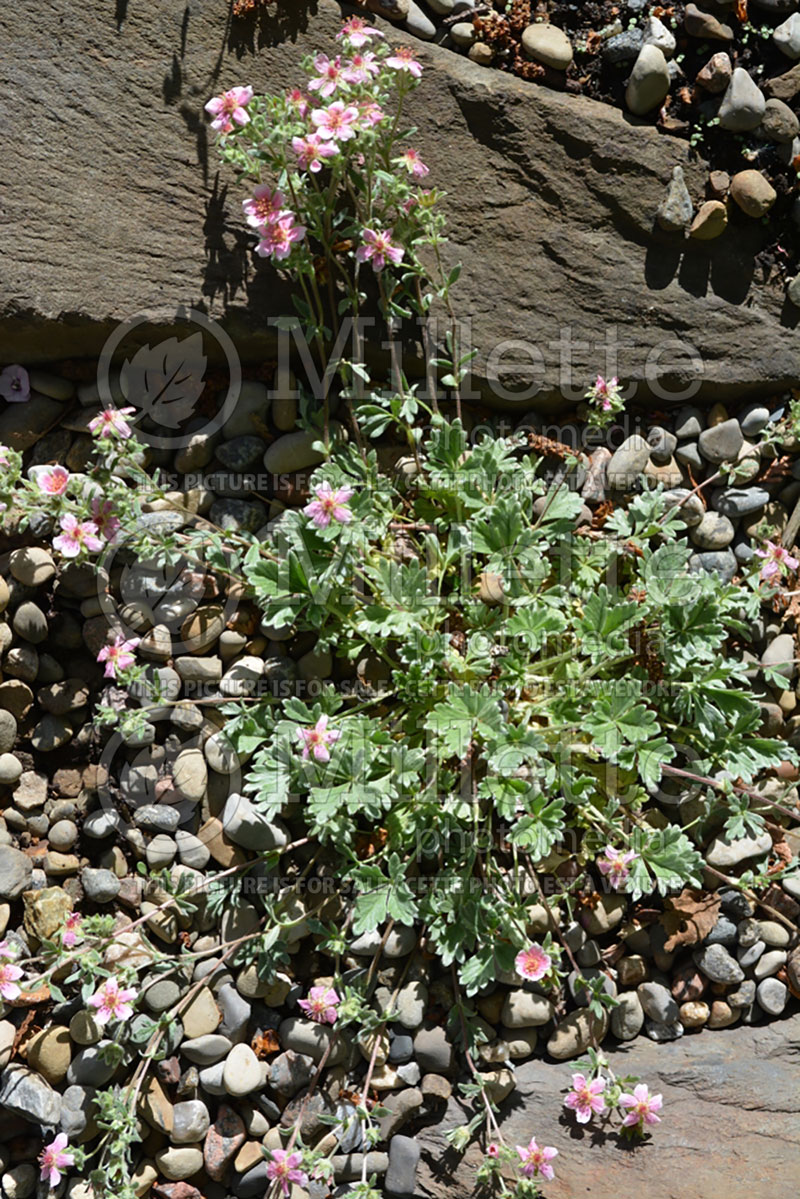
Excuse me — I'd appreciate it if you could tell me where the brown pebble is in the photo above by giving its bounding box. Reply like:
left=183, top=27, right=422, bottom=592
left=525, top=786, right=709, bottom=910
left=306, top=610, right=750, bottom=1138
left=707, top=170, right=730, bottom=199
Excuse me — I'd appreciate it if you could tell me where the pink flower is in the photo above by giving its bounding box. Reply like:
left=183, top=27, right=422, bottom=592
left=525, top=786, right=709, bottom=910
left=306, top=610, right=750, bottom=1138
left=38, top=1134, right=75, bottom=1188
left=53, top=514, right=103, bottom=559
left=286, top=87, right=309, bottom=118
left=255, top=213, right=307, bottom=262
left=91, top=497, right=121, bottom=541
left=487, top=1143, right=500, bottom=1158
left=358, top=100, right=386, bottom=128
left=298, top=985, right=340, bottom=1024
left=515, top=942, right=551, bottom=982
left=356, top=227, right=404, bottom=273
left=266, top=1149, right=308, bottom=1197
left=97, top=635, right=140, bottom=680
left=0, top=960, right=23, bottom=1001
left=755, top=540, right=799, bottom=582
left=292, top=132, right=338, bottom=173
left=564, top=1073, right=607, bottom=1124
left=342, top=51, right=380, bottom=85
left=303, top=482, right=354, bottom=528
left=516, top=1138, right=558, bottom=1182
left=0, top=445, right=10, bottom=467
left=62, top=911, right=82, bottom=949
left=34, top=465, right=70, bottom=496
left=88, top=977, right=138, bottom=1025
left=0, top=365, right=30, bottom=404
left=619, top=1082, right=663, bottom=1130
left=385, top=45, right=423, bottom=78
left=597, top=845, right=638, bottom=890
left=308, top=53, right=343, bottom=98
left=311, top=100, right=360, bottom=141
left=298, top=715, right=341, bottom=764
left=395, top=148, right=429, bottom=179
left=594, top=375, right=618, bottom=397
left=204, top=85, right=254, bottom=134
left=88, top=406, right=136, bottom=439
left=242, top=185, right=287, bottom=229
left=337, top=15, right=383, bottom=47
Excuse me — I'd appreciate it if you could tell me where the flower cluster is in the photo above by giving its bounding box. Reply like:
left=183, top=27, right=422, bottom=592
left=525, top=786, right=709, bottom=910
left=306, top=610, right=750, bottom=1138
left=205, top=16, right=431, bottom=289
left=563, top=1069, right=663, bottom=1137
left=584, top=374, right=625, bottom=427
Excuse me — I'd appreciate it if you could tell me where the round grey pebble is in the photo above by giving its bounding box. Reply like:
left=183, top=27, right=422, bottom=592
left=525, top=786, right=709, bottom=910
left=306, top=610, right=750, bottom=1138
left=756, top=977, right=787, bottom=1016
left=694, top=943, right=744, bottom=984
left=81, top=868, right=121, bottom=903
left=637, top=981, right=680, bottom=1024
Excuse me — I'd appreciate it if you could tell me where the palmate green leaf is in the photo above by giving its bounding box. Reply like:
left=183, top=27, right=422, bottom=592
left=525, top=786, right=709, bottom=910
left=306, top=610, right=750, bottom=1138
left=424, top=684, right=504, bottom=758
left=636, top=825, right=704, bottom=897
left=479, top=775, right=531, bottom=821
left=350, top=858, right=418, bottom=934
left=505, top=606, right=567, bottom=651
left=485, top=726, right=547, bottom=774
left=642, top=541, right=695, bottom=605
left=459, top=941, right=517, bottom=996
left=509, top=794, right=566, bottom=858
left=577, top=584, right=639, bottom=653
left=533, top=485, right=584, bottom=528
left=583, top=688, right=659, bottom=758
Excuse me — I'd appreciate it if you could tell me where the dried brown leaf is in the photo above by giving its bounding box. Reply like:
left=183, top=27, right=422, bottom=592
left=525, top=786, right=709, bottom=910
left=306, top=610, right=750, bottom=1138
left=661, top=888, right=720, bottom=952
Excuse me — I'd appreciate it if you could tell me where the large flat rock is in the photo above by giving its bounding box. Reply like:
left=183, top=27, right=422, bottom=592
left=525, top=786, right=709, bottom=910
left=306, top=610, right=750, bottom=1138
left=417, top=1014, right=800, bottom=1197
left=1, top=0, right=799, bottom=407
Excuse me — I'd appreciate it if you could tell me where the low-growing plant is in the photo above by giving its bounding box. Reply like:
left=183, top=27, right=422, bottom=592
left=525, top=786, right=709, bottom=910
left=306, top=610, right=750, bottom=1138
left=2, top=20, right=800, bottom=1199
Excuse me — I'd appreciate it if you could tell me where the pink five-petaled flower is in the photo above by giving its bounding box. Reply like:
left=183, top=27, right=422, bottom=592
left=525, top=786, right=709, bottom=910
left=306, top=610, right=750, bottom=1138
left=38, top=1134, right=75, bottom=1189
left=487, top=1143, right=500, bottom=1158
left=385, top=45, right=423, bottom=77
left=242, top=184, right=287, bottom=229
left=255, top=213, right=307, bottom=262
left=88, top=977, right=138, bottom=1025
left=356, top=227, right=404, bottom=273
left=298, top=715, right=341, bottom=764
left=516, top=1138, right=558, bottom=1182
left=619, top=1083, right=663, bottom=1131
left=292, top=132, right=338, bottom=174
left=395, top=148, right=430, bottom=179
left=0, top=364, right=30, bottom=404
left=0, top=958, right=23, bottom=1001
left=515, top=942, right=552, bottom=982
left=35, top=465, right=70, bottom=496
left=97, top=635, right=140, bottom=680
left=564, top=1073, right=607, bottom=1124
left=308, top=53, right=343, bottom=98
left=755, top=540, right=799, bottom=583
left=88, top=406, right=136, bottom=439
left=204, top=85, right=254, bottom=134
left=337, top=15, right=383, bottom=47
left=0, top=444, right=11, bottom=467
left=62, top=911, right=82, bottom=949
left=304, top=482, right=354, bottom=529
left=266, top=1149, right=308, bottom=1197
left=311, top=100, right=360, bottom=141
left=342, top=51, right=380, bottom=84
left=90, top=497, right=121, bottom=541
left=53, top=514, right=103, bottom=559
left=597, top=844, right=638, bottom=890
left=298, top=985, right=340, bottom=1025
